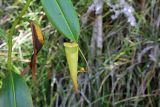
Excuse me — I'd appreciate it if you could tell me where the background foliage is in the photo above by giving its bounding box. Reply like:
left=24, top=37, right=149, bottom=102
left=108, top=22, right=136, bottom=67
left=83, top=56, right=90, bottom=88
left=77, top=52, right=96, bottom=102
left=0, top=0, right=160, bottom=106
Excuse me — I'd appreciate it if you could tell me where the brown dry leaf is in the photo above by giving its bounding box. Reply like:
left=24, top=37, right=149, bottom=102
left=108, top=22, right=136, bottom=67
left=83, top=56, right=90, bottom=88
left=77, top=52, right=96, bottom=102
left=21, top=21, right=44, bottom=80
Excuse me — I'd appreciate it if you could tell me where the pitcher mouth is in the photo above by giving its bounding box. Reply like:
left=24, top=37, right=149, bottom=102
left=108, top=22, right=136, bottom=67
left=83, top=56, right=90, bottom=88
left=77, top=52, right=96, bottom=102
left=64, top=42, right=78, bottom=48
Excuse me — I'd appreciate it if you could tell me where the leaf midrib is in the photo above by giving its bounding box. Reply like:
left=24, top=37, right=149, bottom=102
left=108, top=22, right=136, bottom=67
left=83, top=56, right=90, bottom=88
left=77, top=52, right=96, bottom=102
left=55, top=0, right=77, bottom=42
left=10, top=72, right=17, bottom=107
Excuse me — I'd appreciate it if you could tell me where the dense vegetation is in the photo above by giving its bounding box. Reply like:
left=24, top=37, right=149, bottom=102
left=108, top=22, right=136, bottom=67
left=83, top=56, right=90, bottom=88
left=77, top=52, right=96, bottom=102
left=0, top=0, right=160, bottom=106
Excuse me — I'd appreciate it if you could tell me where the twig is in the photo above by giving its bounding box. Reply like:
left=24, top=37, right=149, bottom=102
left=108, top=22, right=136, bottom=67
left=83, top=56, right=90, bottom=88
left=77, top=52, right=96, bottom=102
left=81, top=4, right=95, bottom=26
left=113, top=94, right=159, bottom=106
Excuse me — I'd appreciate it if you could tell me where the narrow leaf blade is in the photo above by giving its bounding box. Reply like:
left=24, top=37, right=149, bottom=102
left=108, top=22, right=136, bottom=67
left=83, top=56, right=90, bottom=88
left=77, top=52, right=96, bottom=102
left=41, top=0, right=80, bottom=41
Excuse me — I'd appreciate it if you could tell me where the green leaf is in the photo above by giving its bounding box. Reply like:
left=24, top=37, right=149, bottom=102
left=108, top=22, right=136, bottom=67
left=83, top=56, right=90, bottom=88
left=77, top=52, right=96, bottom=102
left=41, top=0, right=80, bottom=42
left=0, top=71, right=33, bottom=107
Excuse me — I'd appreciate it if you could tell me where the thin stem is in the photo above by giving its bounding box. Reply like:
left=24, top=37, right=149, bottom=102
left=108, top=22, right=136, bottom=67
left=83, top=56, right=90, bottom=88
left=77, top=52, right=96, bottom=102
left=7, top=0, right=31, bottom=72
left=78, top=47, right=89, bottom=69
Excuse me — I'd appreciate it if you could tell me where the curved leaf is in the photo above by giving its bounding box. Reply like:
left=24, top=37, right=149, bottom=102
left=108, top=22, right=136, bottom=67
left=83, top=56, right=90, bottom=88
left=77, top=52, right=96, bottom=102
left=0, top=71, right=33, bottom=107
left=21, top=21, right=44, bottom=78
left=41, top=0, right=80, bottom=41
left=29, top=21, right=44, bottom=80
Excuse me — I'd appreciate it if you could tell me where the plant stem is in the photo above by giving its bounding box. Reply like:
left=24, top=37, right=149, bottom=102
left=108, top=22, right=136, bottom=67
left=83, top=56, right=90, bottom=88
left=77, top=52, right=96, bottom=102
left=7, top=0, right=31, bottom=72
left=78, top=47, right=89, bottom=69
